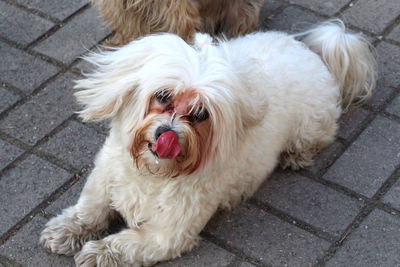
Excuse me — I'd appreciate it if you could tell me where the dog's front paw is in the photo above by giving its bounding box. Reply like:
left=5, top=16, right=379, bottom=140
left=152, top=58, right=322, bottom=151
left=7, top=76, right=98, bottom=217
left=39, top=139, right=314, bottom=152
left=40, top=215, right=98, bottom=256
left=40, top=222, right=82, bottom=256
left=75, top=240, right=121, bottom=267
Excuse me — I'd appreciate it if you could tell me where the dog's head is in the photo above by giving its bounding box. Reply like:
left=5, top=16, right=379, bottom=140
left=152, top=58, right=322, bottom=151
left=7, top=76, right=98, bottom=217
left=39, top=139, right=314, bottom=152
left=75, top=34, right=265, bottom=177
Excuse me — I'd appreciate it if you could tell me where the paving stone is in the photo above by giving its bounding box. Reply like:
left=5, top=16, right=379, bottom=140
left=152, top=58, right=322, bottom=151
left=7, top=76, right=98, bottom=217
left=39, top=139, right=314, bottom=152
left=0, top=1, right=54, bottom=46
left=367, top=82, right=396, bottom=111
left=0, top=87, right=20, bottom=114
left=385, top=93, right=400, bottom=117
left=383, top=179, right=400, bottom=210
left=73, top=56, right=97, bottom=74
left=323, top=116, right=400, bottom=197
left=34, top=7, right=110, bottom=64
left=238, top=261, right=256, bottom=267
left=14, top=0, right=89, bottom=21
left=288, top=0, right=349, bottom=16
left=338, top=108, right=370, bottom=139
left=38, top=121, right=105, bottom=169
left=306, top=141, right=345, bottom=174
left=0, top=139, right=24, bottom=170
left=156, top=240, right=235, bottom=267
left=262, top=6, right=325, bottom=33
left=387, top=24, right=400, bottom=43
left=205, top=204, right=330, bottom=266
left=0, top=155, right=71, bottom=235
left=326, top=209, right=400, bottom=266
left=259, top=0, right=282, bottom=27
left=45, top=174, right=86, bottom=215
left=341, top=0, right=400, bottom=34
left=0, top=73, right=79, bottom=146
left=0, top=215, right=74, bottom=266
left=254, top=170, right=363, bottom=236
left=0, top=41, right=59, bottom=94
left=375, top=41, right=400, bottom=88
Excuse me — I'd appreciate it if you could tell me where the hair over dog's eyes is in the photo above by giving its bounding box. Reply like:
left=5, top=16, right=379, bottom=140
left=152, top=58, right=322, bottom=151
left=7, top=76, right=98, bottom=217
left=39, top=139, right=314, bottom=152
left=155, top=90, right=171, bottom=104
left=190, top=108, right=209, bottom=123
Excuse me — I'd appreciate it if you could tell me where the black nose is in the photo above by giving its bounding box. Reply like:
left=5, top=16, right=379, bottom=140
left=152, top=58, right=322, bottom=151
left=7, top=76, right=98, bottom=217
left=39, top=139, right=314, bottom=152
left=155, top=125, right=172, bottom=141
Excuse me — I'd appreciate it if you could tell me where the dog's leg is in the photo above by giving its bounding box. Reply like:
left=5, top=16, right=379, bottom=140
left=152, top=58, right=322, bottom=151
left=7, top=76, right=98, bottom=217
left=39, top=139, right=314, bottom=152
left=75, top=197, right=218, bottom=266
left=40, top=165, right=114, bottom=256
left=280, top=109, right=339, bottom=170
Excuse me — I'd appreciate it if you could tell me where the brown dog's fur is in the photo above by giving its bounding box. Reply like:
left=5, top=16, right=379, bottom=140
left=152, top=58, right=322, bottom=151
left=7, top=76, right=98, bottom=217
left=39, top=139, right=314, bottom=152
left=91, top=0, right=266, bottom=45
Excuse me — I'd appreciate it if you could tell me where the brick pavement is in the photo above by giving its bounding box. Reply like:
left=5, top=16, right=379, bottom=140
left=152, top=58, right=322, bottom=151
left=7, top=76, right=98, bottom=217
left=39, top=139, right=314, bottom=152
left=0, top=0, right=399, bottom=266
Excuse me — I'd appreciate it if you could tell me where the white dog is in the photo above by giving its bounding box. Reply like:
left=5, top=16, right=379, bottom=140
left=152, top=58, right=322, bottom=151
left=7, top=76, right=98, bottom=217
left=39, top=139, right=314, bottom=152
left=40, top=19, right=376, bottom=266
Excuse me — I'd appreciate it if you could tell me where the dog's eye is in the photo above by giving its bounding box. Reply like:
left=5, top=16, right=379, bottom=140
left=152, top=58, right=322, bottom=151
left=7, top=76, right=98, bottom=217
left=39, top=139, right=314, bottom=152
left=155, top=90, right=171, bottom=104
left=190, top=108, right=209, bottom=123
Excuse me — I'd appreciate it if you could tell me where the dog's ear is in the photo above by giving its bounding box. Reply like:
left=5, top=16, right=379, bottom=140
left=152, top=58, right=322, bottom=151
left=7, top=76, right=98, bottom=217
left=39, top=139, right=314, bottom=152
left=74, top=34, right=192, bottom=122
left=74, top=47, right=141, bottom=122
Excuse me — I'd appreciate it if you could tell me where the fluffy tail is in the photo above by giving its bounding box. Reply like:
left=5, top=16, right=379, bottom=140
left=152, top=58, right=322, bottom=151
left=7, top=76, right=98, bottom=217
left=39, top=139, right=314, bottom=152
left=296, top=19, right=377, bottom=111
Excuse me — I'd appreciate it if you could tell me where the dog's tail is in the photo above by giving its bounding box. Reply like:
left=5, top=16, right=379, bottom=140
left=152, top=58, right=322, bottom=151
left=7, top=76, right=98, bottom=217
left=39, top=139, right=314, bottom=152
left=296, top=19, right=377, bottom=111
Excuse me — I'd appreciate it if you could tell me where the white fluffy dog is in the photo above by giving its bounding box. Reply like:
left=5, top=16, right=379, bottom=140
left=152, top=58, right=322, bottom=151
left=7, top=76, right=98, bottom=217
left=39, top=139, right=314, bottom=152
left=40, top=19, right=376, bottom=266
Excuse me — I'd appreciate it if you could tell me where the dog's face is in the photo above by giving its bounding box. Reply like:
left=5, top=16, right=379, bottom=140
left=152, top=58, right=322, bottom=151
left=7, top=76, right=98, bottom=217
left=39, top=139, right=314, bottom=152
left=130, top=87, right=214, bottom=176
left=74, top=34, right=265, bottom=177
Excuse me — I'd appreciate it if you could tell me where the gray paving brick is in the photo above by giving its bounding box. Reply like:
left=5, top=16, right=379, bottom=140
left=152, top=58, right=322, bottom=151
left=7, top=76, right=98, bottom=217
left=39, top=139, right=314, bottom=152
left=306, top=141, right=345, bottom=174
left=0, top=87, right=20, bottom=114
left=0, top=41, right=59, bottom=93
left=387, top=24, right=400, bottom=43
left=0, top=215, right=74, bottom=267
left=38, top=121, right=105, bottom=169
left=383, top=179, right=400, bottom=210
left=238, top=262, right=256, bottom=267
left=385, top=93, right=400, bottom=117
left=288, top=0, right=349, bottom=16
left=45, top=175, right=86, bottom=215
left=254, top=170, right=363, bottom=236
left=205, top=204, right=330, bottom=266
left=259, top=0, right=282, bottom=26
left=0, top=154, right=71, bottom=235
left=326, top=209, right=400, bottom=266
left=0, top=73, right=79, bottom=146
left=261, top=6, right=325, bottom=33
left=0, top=139, right=24, bottom=170
left=323, top=116, right=400, bottom=197
left=73, top=56, right=96, bottom=74
left=367, top=83, right=396, bottom=111
left=34, top=7, right=110, bottom=64
left=0, top=1, right=54, bottom=46
left=156, top=240, right=235, bottom=267
left=376, top=41, right=400, bottom=88
left=341, top=0, right=400, bottom=34
left=14, top=0, right=89, bottom=21
left=338, top=108, right=370, bottom=139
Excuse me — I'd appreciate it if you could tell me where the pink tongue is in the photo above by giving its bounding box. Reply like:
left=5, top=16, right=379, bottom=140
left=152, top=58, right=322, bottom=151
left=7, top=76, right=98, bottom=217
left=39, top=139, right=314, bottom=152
left=151, top=131, right=181, bottom=159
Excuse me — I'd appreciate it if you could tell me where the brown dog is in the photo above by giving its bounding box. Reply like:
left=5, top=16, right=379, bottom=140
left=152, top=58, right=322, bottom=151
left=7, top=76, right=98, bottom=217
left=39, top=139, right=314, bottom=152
left=92, top=0, right=266, bottom=45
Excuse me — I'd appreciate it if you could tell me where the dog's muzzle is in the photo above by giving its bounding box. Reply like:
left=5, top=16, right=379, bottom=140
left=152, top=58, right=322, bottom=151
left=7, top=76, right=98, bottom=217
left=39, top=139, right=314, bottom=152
left=150, top=126, right=181, bottom=159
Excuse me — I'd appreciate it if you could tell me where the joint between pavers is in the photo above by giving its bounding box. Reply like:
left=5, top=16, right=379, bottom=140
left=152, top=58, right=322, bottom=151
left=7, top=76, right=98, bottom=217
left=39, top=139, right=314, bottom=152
left=0, top=81, right=26, bottom=98
left=380, top=111, right=400, bottom=124
left=375, top=202, right=400, bottom=218
left=333, top=0, right=359, bottom=18
left=316, top=203, right=375, bottom=265
left=248, top=198, right=337, bottom=243
left=0, top=116, right=81, bottom=175
left=370, top=164, right=400, bottom=202
left=0, top=70, right=68, bottom=123
left=0, top=172, right=85, bottom=245
left=200, top=231, right=270, bottom=267
left=0, top=253, right=23, bottom=267
left=24, top=3, right=92, bottom=52
left=1, top=0, right=61, bottom=24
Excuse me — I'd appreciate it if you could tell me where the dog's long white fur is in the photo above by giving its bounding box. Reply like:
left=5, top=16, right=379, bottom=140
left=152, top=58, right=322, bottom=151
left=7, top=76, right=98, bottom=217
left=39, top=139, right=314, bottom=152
left=41, top=20, right=376, bottom=266
left=295, top=19, right=376, bottom=110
